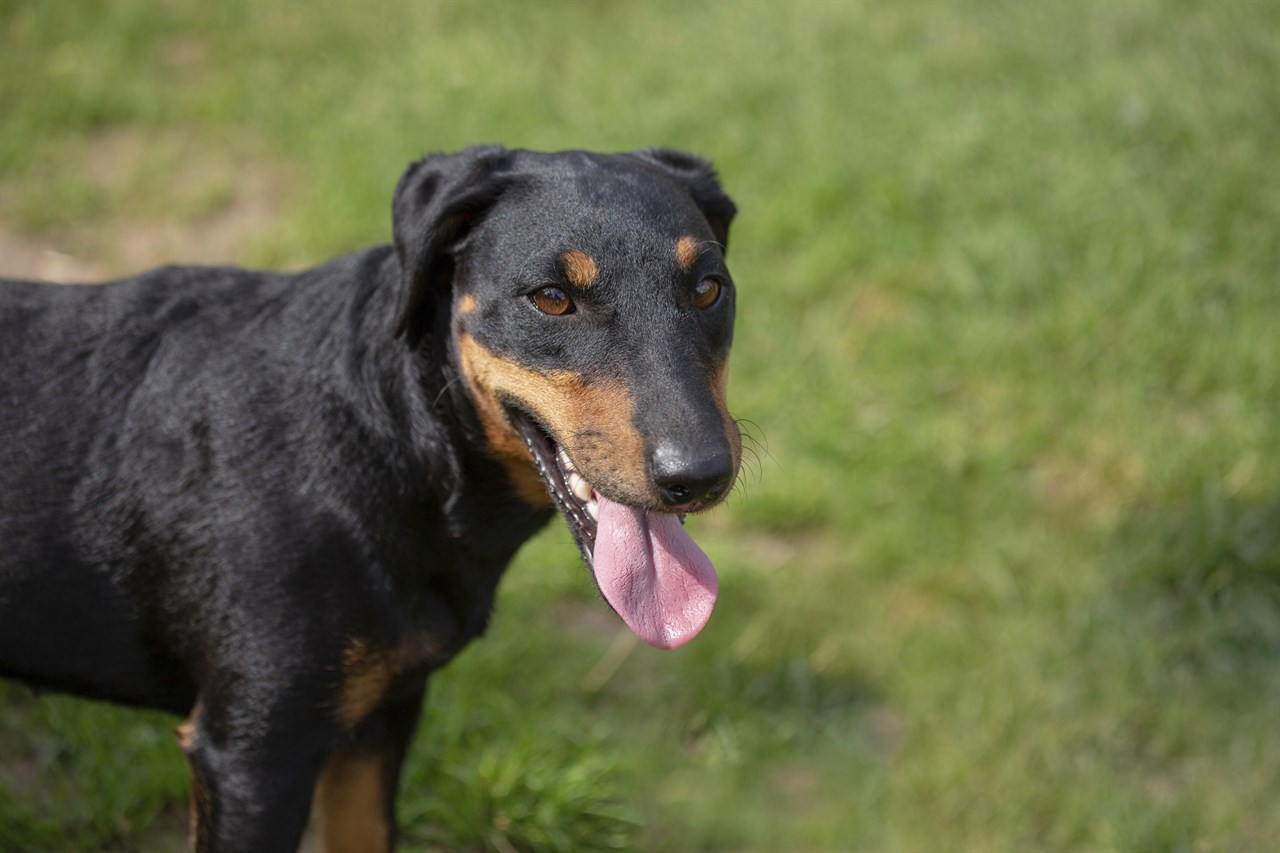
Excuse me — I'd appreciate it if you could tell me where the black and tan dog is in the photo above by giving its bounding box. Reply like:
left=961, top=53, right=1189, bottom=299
left=0, top=146, right=740, bottom=851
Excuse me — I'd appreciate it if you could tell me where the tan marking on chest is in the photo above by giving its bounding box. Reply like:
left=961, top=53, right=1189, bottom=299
left=336, top=634, right=453, bottom=729
left=337, top=638, right=400, bottom=728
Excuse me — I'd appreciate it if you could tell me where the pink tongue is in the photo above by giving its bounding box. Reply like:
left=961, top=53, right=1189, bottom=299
left=591, top=493, right=719, bottom=649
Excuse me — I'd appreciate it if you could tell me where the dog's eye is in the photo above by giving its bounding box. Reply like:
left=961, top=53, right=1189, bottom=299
left=692, top=277, right=721, bottom=310
left=530, top=286, right=575, bottom=316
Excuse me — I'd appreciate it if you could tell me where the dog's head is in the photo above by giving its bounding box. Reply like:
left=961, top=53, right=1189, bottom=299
left=392, top=146, right=740, bottom=648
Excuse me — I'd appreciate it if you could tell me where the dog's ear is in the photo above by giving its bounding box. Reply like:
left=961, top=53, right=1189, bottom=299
left=392, top=145, right=512, bottom=344
left=631, top=148, right=737, bottom=250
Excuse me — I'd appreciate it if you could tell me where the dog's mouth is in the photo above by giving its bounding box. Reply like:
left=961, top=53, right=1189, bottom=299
left=508, top=409, right=718, bottom=650
left=510, top=409, right=601, bottom=549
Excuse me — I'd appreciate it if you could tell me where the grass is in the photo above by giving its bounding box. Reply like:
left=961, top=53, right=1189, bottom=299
left=1, top=0, right=1277, bottom=850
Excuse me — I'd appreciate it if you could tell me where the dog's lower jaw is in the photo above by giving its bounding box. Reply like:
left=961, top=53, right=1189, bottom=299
left=509, top=410, right=598, bottom=563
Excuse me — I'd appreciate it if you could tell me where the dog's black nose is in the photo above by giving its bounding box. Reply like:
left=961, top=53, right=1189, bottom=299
left=649, top=443, right=734, bottom=510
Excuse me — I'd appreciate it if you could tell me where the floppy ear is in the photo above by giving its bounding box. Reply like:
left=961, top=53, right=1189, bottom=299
left=392, top=145, right=512, bottom=344
left=631, top=148, right=737, bottom=250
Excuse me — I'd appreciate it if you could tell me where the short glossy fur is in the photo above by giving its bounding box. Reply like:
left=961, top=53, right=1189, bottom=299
left=0, top=146, right=739, bottom=851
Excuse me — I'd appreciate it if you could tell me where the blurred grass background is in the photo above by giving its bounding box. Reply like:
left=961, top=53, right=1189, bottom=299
left=1, top=0, right=1277, bottom=850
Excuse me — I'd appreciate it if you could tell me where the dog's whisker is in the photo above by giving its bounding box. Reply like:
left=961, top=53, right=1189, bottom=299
left=430, top=375, right=467, bottom=411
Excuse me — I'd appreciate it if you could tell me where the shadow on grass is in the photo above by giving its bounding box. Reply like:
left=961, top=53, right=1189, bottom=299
left=1111, top=486, right=1280, bottom=663
left=661, top=570, right=888, bottom=772
left=1076, top=487, right=1280, bottom=848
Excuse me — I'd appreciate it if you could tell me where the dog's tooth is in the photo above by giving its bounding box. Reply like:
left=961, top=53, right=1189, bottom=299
left=558, top=449, right=575, bottom=472
left=569, top=472, right=592, bottom=503
left=585, top=498, right=599, bottom=522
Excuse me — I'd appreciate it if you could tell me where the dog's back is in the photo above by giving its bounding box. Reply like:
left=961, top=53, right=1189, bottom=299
left=3, top=268, right=264, bottom=706
left=0, top=256, right=400, bottom=709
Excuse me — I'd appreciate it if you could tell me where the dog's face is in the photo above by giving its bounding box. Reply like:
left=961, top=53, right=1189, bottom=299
left=392, top=147, right=740, bottom=648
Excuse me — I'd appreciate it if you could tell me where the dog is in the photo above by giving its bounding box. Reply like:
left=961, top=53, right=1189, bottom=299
left=0, top=146, right=740, bottom=851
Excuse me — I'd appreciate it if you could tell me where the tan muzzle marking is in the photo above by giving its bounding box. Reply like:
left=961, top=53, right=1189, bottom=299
left=456, top=332, right=656, bottom=507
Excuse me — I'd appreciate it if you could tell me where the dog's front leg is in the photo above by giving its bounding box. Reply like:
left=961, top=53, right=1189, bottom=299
left=313, top=676, right=429, bottom=853
left=176, top=693, right=334, bottom=853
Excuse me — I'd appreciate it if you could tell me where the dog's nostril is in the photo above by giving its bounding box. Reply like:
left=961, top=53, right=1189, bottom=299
left=665, top=483, right=692, bottom=502
left=650, top=445, right=733, bottom=509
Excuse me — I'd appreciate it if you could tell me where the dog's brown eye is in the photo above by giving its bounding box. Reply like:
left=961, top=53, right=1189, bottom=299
left=692, top=277, right=721, bottom=310
left=531, top=286, right=574, bottom=316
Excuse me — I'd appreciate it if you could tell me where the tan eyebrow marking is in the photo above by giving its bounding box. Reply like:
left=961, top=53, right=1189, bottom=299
left=676, top=235, right=700, bottom=271
left=457, top=293, right=477, bottom=314
left=561, top=250, right=599, bottom=288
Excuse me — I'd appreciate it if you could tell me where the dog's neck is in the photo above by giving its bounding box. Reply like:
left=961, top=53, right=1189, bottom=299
left=333, top=246, right=553, bottom=570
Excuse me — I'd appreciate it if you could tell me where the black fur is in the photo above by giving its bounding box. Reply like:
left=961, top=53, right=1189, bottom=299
left=0, top=146, right=737, bottom=851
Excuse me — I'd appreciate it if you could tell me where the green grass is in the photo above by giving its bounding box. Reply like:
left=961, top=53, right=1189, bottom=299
left=1, top=0, right=1277, bottom=850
